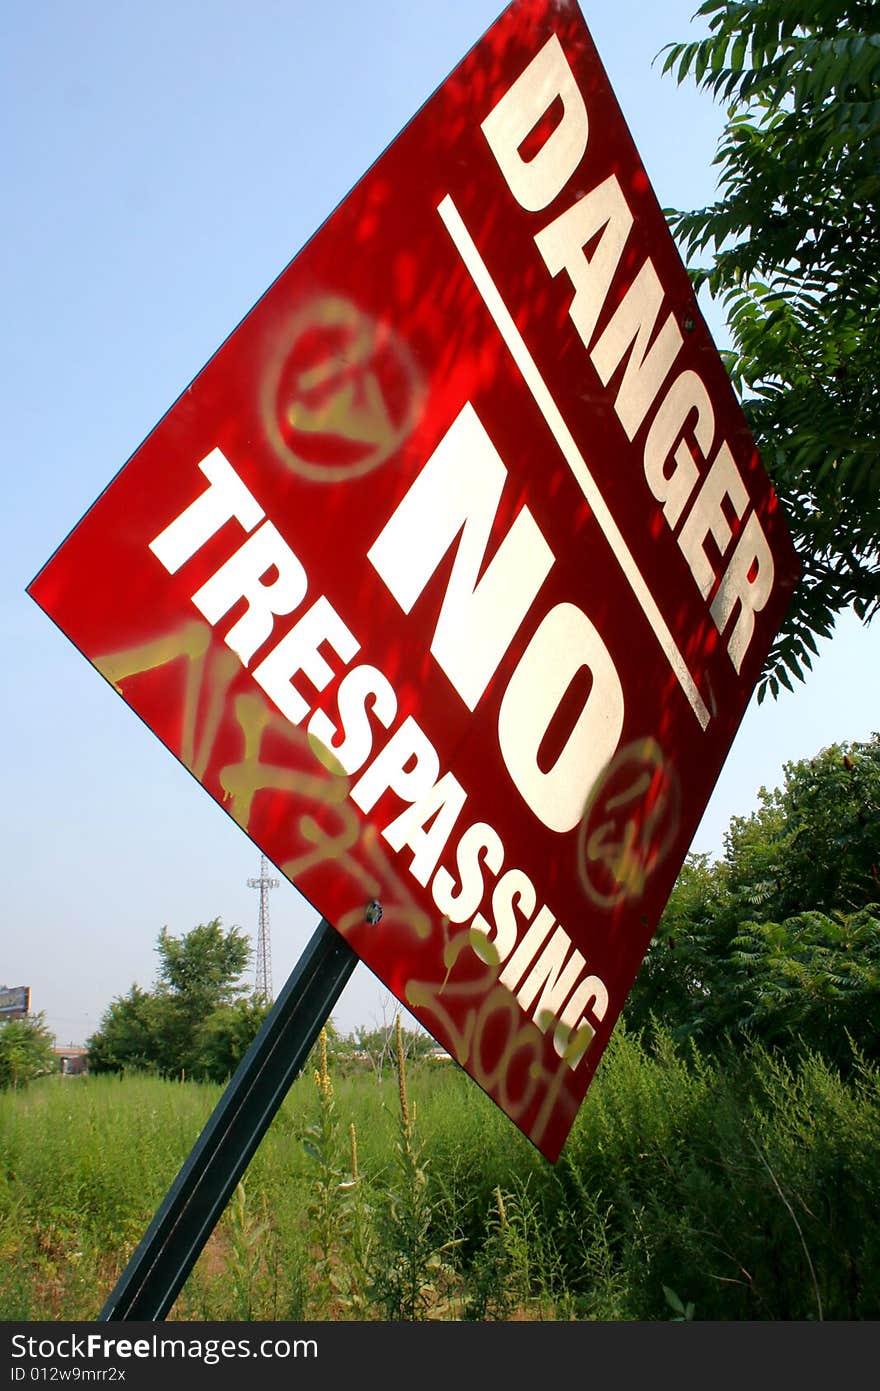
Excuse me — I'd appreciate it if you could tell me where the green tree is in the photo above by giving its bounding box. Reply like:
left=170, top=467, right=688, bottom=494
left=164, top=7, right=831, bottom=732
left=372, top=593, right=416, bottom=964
left=351, top=1019, right=436, bottom=1082
left=84, top=985, right=164, bottom=1074
left=662, top=0, right=880, bottom=696
left=195, top=995, right=272, bottom=1083
left=87, top=919, right=260, bottom=1079
left=626, top=733, right=880, bottom=1062
left=0, top=1013, right=56, bottom=1089
left=151, top=919, right=253, bottom=1076
left=725, top=905, right=880, bottom=1065
left=155, top=921, right=251, bottom=1017
left=724, top=736, right=880, bottom=918
left=621, top=852, right=729, bottom=1041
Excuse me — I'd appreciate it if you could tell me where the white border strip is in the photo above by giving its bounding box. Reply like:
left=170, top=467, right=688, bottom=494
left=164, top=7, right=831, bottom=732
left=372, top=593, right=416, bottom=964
left=438, top=194, right=710, bottom=731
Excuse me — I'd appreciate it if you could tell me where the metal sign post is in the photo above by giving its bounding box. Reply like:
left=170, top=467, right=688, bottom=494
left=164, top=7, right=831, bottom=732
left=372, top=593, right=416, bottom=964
left=99, top=918, right=356, bottom=1321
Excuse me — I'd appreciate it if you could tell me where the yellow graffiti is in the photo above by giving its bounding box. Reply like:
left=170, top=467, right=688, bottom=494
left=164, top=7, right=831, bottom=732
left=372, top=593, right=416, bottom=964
left=96, top=614, right=582, bottom=1151
left=96, top=620, right=242, bottom=778
left=260, top=294, right=423, bottom=484
left=191, top=649, right=241, bottom=780
left=217, top=693, right=378, bottom=898
left=96, top=619, right=211, bottom=772
left=577, top=737, right=682, bottom=911
left=335, top=824, right=432, bottom=944
left=405, top=919, right=590, bottom=1148
left=97, top=619, right=434, bottom=936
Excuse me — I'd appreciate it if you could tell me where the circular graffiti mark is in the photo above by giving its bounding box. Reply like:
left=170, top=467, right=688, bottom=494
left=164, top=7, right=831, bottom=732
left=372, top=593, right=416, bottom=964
left=261, top=295, right=423, bottom=483
left=577, top=738, right=682, bottom=910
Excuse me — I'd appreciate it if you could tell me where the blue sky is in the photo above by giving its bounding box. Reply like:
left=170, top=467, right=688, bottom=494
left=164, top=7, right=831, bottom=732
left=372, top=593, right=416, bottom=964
left=4, top=0, right=878, bottom=1049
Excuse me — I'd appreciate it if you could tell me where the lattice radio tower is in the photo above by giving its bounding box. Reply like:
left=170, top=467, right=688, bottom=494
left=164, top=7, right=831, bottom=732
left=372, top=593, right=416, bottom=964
left=247, top=854, right=279, bottom=1002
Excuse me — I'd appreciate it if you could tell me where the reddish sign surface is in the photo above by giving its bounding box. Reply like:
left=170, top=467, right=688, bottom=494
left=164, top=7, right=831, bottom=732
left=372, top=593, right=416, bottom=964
left=29, top=0, right=799, bottom=1161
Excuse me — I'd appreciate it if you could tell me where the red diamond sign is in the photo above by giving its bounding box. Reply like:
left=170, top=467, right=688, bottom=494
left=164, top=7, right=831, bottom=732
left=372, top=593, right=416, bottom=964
left=28, top=0, right=799, bottom=1160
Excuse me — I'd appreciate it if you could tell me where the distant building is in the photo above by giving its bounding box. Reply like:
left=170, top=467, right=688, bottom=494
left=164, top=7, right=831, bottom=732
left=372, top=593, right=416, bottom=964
left=53, top=1045, right=88, bottom=1076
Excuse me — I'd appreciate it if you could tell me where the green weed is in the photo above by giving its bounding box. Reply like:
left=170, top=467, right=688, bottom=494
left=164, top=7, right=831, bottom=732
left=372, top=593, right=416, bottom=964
left=2, top=1032, right=878, bottom=1320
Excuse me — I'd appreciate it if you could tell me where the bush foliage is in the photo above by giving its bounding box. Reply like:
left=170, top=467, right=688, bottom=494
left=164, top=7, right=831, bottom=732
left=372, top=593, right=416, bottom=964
left=10, top=736, right=877, bottom=1320
left=1, top=1030, right=877, bottom=1321
left=624, top=735, right=880, bottom=1067
left=661, top=0, right=880, bottom=697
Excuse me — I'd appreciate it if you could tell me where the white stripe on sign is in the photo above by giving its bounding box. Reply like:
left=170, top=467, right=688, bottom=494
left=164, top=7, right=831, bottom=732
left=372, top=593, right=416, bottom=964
left=437, top=193, right=710, bottom=731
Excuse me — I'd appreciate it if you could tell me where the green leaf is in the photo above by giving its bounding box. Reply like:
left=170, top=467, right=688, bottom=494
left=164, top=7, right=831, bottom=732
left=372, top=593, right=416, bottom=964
left=663, top=1284, right=687, bottom=1315
left=661, top=0, right=879, bottom=693
left=731, top=32, right=749, bottom=75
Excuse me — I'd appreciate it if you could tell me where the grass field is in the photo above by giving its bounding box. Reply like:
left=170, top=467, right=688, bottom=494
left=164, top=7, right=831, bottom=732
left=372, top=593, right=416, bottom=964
left=2, top=1028, right=878, bottom=1320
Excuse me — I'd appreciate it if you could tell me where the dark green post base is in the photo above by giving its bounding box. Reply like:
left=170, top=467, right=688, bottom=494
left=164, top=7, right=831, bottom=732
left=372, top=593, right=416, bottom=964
left=99, top=917, right=357, bottom=1321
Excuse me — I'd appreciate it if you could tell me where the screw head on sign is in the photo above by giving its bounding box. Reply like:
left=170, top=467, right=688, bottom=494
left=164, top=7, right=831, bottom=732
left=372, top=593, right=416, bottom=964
left=365, top=900, right=383, bottom=925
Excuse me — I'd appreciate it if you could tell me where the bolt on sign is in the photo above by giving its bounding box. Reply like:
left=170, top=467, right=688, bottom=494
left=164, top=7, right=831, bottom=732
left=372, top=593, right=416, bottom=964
left=29, top=0, right=799, bottom=1161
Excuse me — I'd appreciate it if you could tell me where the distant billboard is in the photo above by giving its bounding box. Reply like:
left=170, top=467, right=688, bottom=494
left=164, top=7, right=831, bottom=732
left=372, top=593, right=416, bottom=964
left=0, top=986, right=31, bottom=1020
